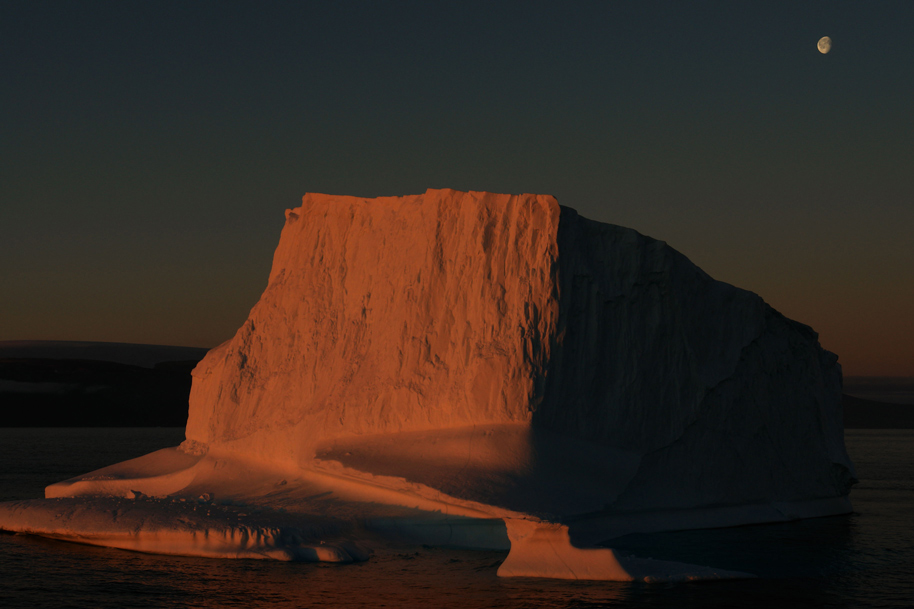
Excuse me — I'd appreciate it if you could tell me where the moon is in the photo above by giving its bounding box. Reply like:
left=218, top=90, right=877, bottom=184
left=817, top=36, right=832, bottom=54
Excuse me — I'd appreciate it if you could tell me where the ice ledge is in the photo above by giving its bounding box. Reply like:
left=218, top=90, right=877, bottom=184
left=6, top=445, right=850, bottom=581
left=45, top=447, right=203, bottom=499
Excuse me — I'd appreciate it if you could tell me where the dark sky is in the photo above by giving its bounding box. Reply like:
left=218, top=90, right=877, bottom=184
left=2, top=1, right=912, bottom=375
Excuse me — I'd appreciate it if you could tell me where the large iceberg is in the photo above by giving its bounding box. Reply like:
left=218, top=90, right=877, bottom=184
left=0, top=189, right=855, bottom=580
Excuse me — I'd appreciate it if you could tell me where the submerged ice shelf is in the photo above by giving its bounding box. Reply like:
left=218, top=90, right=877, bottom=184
left=0, top=190, right=855, bottom=580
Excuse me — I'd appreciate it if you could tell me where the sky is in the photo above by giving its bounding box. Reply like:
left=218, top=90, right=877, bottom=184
left=2, top=1, right=912, bottom=376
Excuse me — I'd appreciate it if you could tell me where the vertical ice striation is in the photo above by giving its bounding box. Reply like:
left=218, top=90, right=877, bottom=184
left=537, top=208, right=855, bottom=511
left=186, top=190, right=561, bottom=465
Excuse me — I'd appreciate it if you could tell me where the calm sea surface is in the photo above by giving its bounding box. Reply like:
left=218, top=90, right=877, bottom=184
left=1, top=428, right=912, bottom=608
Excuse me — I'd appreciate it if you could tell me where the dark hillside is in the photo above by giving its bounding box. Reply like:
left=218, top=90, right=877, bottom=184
left=843, top=394, right=914, bottom=429
left=0, top=358, right=200, bottom=427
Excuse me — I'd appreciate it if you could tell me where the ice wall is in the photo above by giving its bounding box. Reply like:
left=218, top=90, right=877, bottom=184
left=186, top=190, right=561, bottom=464
left=185, top=189, right=855, bottom=514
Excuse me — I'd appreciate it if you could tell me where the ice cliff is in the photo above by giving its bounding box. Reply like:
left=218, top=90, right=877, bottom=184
left=186, top=189, right=559, bottom=459
left=186, top=189, right=855, bottom=517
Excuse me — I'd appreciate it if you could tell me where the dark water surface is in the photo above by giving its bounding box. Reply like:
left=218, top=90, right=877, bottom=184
left=1, top=428, right=912, bottom=608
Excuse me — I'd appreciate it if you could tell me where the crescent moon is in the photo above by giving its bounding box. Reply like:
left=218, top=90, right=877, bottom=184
left=817, top=36, right=832, bottom=54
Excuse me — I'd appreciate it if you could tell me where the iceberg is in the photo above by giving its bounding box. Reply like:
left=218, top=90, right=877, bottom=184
left=0, top=189, right=855, bottom=580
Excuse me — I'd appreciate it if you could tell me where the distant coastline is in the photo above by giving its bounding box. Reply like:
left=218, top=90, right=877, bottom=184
left=843, top=376, right=914, bottom=406
left=0, top=341, right=208, bottom=427
left=842, top=394, right=914, bottom=429
left=0, top=340, right=209, bottom=368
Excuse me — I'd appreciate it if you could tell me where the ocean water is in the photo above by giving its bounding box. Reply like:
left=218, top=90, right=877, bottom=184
left=1, top=428, right=912, bottom=608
